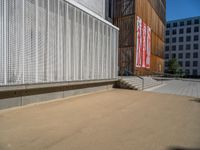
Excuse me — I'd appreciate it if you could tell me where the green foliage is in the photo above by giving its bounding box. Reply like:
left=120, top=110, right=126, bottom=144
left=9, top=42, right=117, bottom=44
left=167, top=58, right=180, bottom=74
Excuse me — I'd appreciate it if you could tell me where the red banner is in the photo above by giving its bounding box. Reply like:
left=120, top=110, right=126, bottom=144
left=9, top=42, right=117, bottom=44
left=142, top=22, right=147, bottom=68
left=146, top=26, right=151, bottom=68
left=136, top=16, right=151, bottom=69
left=136, top=16, right=142, bottom=68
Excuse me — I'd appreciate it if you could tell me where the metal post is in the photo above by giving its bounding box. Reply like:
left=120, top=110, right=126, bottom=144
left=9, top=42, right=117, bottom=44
left=142, top=79, right=144, bottom=90
left=80, top=11, right=83, bottom=80
left=35, top=0, right=38, bottom=83
left=3, top=0, right=7, bottom=85
left=22, top=0, right=25, bottom=84
left=47, top=0, right=49, bottom=82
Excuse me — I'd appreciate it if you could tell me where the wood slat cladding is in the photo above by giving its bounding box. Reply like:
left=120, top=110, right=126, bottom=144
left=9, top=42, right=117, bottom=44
left=134, top=0, right=165, bottom=75
left=114, top=16, right=134, bottom=47
left=113, top=0, right=135, bottom=74
left=113, top=0, right=135, bottom=18
left=148, top=0, right=166, bottom=24
left=118, top=47, right=134, bottom=74
left=135, top=0, right=165, bottom=41
left=113, top=0, right=166, bottom=75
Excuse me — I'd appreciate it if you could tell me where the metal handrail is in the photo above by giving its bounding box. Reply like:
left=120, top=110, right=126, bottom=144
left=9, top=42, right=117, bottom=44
left=134, top=74, right=144, bottom=90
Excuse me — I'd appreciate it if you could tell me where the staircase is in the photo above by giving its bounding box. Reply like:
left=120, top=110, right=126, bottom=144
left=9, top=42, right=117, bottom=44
left=119, top=76, right=162, bottom=90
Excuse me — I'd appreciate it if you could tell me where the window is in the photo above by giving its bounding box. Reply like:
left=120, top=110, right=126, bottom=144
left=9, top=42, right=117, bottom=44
left=187, top=27, right=191, bottom=33
left=173, top=22, right=177, bottom=27
left=185, top=69, right=190, bottom=75
left=194, top=44, right=199, bottom=50
left=186, top=53, right=190, bottom=58
left=179, top=28, right=184, bottom=34
left=187, top=20, right=192, bottom=25
left=180, top=21, right=184, bottom=26
left=172, top=29, right=177, bottom=35
left=186, top=44, right=191, bottom=50
left=179, top=37, right=183, bottom=42
left=194, top=35, right=199, bottom=41
left=165, top=46, right=169, bottom=51
left=166, top=38, right=169, bottom=43
left=186, top=36, right=191, bottom=42
left=108, top=0, right=112, bottom=18
left=165, top=62, right=168, bottom=67
left=178, top=53, right=183, bottom=59
left=172, top=45, right=176, bottom=51
left=166, top=30, right=170, bottom=35
left=185, top=61, right=190, bottom=67
left=194, top=26, right=199, bottom=32
left=193, top=70, right=198, bottom=76
left=167, top=23, right=170, bottom=28
left=193, top=52, right=198, bottom=58
left=172, top=53, right=176, bottom=58
left=178, top=61, right=183, bottom=67
left=193, top=61, right=198, bottom=67
left=179, top=45, right=183, bottom=50
left=194, top=19, right=199, bottom=24
left=165, top=54, right=169, bottom=59
left=172, top=37, right=176, bottom=43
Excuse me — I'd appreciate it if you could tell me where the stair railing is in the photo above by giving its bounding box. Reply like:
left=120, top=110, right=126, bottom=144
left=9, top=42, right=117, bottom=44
left=134, top=74, right=144, bottom=90
left=119, top=69, right=144, bottom=90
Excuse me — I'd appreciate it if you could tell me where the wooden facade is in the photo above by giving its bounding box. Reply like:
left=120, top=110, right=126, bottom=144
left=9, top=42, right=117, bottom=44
left=113, top=0, right=166, bottom=75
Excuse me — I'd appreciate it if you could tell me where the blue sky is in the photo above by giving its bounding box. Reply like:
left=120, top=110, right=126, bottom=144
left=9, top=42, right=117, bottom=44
left=167, top=0, right=200, bottom=21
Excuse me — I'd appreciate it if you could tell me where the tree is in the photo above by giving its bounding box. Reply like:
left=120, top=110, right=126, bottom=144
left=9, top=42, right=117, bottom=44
left=167, top=58, right=180, bottom=74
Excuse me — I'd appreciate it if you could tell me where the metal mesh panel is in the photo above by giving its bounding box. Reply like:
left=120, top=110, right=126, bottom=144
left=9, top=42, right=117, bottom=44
left=24, top=0, right=36, bottom=83
left=0, top=0, right=4, bottom=84
left=38, top=0, right=48, bottom=82
left=0, top=0, right=119, bottom=86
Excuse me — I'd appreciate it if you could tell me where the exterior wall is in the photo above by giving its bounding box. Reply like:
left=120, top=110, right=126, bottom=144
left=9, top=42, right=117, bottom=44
left=113, top=0, right=166, bottom=75
left=0, top=0, right=119, bottom=86
left=71, top=0, right=105, bottom=18
left=134, top=0, right=165, bottom=75
left=165, top=17, right=200, bottom=76
left=113, top=0, right=135, bottom=74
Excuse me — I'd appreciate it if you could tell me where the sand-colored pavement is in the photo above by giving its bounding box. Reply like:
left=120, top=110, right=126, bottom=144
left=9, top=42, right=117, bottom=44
left=0, top=89, right=200, bottom=150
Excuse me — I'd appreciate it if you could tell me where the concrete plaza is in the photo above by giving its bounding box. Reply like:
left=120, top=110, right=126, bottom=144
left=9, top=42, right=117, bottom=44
left=0, top=89, right=200, bottom=150
left=146, top=79, right=200, bottom=98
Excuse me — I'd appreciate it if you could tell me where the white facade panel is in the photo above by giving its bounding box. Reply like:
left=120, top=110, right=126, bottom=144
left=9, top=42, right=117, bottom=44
left=0, top=0, right=119, bottom=86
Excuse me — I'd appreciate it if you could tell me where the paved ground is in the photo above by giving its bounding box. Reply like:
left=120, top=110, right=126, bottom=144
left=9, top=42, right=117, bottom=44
left=146, top=80, right=200, bottom=98
left=0, top=89, right=200, bottom=150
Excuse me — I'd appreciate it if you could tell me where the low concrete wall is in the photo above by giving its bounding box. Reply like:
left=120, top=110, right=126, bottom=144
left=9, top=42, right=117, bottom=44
left=0, top=80, right=116, bottom=110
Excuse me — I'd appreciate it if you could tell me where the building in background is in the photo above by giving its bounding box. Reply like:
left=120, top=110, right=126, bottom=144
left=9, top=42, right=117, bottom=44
left=112, top=0, right=166, bottom=75
left=0, top=0, right=119, bottom=86
left=165, top=16, right=200, bottom=77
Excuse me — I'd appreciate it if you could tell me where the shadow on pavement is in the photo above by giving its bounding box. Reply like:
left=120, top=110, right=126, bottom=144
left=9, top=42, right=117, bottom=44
left=168, top=146, right=200, bottom=150
left=189, top=98, right=200, bottom=103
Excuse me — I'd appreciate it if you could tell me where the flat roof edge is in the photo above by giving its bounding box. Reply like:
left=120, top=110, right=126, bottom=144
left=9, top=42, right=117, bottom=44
left=167, top=16, right=200, bottom=23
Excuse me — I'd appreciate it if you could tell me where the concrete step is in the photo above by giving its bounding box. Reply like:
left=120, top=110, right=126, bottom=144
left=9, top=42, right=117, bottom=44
left=136, top=82, right=162, bottom=90
left=118, top=76, right=162, bottom=90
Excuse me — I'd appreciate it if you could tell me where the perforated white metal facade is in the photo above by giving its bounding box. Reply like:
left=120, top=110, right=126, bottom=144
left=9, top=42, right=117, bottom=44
left=0, top=0, right=119, bottom=86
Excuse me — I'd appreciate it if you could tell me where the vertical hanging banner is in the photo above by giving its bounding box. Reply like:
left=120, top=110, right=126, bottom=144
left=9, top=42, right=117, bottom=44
left=142, top=22, right=147, bottom=68
left=146, top=26, right=151, bottom=68
left=136, top=16, right=142, bottom=67
left=136, top=16, right=151, bottom=69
